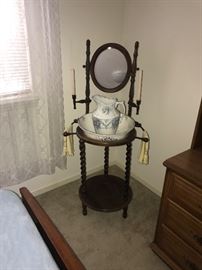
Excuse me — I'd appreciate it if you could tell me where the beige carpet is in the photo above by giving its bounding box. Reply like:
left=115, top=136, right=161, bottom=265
left=37, top=167, right=170, bottom=270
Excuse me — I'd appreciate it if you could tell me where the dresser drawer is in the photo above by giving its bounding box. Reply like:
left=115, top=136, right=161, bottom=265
left=164, top=200, right=202, bottom=254
left=157, top=225, right=202, bottom=270
left=167, top=172, right=202, bottom=220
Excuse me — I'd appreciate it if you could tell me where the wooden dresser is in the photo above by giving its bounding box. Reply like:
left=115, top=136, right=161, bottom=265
left=151, top=99, right=202, bottom=270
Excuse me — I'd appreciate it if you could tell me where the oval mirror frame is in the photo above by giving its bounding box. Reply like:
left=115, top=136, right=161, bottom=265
left=90, top=43, right=132, bottom=93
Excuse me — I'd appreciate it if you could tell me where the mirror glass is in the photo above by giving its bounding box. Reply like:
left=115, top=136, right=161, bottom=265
left=90, top=44, right=131, bottom=92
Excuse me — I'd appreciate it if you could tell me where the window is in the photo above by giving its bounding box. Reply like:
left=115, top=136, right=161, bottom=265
left=0, top=0, right=65, bottom=187
left=0, top=0, right=32, bottom=98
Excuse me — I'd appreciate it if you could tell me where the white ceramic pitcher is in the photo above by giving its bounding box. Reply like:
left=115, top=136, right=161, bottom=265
left=92, top=95, right=126, bottom=135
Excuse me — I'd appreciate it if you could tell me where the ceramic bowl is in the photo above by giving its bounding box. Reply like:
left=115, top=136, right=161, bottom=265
left=78, top=113, right=135, bottom=141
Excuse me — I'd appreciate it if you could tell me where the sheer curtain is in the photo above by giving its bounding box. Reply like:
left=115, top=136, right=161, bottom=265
left=0, top=0, right=66, bottom=187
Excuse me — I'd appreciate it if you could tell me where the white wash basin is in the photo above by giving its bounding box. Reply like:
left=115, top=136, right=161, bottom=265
left=78, top=113, right=135, bottom=141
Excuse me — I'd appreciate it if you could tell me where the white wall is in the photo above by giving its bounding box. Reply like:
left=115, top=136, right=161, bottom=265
left=8, top=0, right=202, bottom=196
left=8, top=0, right=124, bottom=195
left=116, top=0, right=202, bottom=194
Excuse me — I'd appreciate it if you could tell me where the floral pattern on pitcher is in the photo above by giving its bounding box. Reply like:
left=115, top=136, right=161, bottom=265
left=92, top=95, right=126, bottom=135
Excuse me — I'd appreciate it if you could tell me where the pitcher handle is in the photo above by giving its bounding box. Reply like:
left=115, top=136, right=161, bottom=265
left=116, top=101, right=126, bottom=115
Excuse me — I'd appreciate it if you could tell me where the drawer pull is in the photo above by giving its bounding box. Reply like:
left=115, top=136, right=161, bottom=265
left=193, top=234, right=202, bottom=246
left=185, top=258, right=199, bottom=270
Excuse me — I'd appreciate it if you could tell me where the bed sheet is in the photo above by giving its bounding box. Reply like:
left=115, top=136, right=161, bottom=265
left=0, top=189, right=59, bottom=270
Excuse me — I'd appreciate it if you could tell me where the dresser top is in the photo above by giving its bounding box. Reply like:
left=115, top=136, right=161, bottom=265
left=164, top=148, right=202, bottom=188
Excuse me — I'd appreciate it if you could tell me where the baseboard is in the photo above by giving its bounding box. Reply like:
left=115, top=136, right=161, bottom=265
left=33, top=163, right=117, bottom=196
left=33, top=161, right=161, bottom=197
left=114, top=161, right=162, bottom=196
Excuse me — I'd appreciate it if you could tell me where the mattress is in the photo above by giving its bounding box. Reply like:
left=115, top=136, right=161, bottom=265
left=0, top=189, right=59, bottom=270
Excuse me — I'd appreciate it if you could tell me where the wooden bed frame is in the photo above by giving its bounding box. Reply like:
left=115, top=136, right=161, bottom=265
left=19, top=187, right=86, bottom=270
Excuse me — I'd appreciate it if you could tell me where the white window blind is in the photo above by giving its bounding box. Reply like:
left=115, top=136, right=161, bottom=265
left=0, top=0, right=32, bottom=97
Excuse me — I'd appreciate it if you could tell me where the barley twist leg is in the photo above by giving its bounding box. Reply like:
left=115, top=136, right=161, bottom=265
left=104, top=147, right=109, bottom=176
left=122, top=143, right=132, bottom=218
left=79, top=139, right=87, bottom=215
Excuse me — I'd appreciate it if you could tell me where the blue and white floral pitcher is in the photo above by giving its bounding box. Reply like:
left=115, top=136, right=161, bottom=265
left=92, top=95, right=126, bottom=135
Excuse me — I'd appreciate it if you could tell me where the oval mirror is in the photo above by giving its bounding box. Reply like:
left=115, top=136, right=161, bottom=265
left=90, top=43, right=132, bottom=92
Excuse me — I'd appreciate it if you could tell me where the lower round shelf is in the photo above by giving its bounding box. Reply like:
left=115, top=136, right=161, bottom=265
left=79, top=175, right=133, bottom=212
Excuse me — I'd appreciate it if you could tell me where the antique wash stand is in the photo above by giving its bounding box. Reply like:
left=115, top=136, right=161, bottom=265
left=65, top=40, right=147, bottom=218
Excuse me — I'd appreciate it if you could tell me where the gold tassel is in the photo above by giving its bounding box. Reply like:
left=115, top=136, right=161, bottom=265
left=138, top=130, right=150, bottom=165
left=63, top=125, right=74, bottom=156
